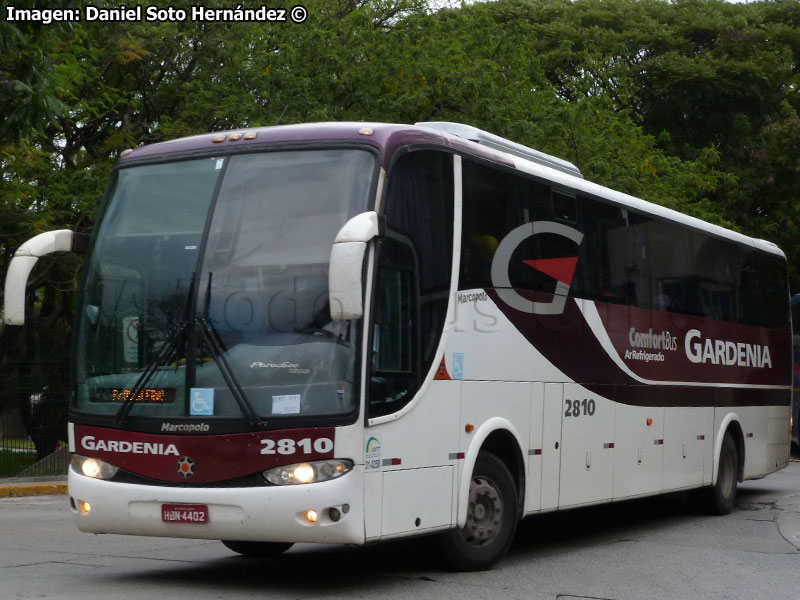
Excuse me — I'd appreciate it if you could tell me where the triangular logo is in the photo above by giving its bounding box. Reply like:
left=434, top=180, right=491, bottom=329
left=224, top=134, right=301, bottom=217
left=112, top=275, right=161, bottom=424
left=522, top=257, right=579, bottom=286
left=433, top=355, right=451, bottom=380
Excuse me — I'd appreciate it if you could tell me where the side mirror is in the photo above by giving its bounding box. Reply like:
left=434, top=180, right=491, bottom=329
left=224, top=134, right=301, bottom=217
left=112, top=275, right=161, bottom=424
left=329, top=212, right=383, bottom=321
left=4, top=229, right=86, bottom=325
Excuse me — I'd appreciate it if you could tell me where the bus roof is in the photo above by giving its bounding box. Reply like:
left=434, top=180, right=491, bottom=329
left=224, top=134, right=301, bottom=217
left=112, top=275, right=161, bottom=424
left=117, top=122, right=784, bottom=259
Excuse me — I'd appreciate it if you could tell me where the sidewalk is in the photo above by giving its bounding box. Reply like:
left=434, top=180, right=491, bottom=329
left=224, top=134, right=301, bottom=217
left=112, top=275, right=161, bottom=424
left=0, top=476, right=67, bottom=498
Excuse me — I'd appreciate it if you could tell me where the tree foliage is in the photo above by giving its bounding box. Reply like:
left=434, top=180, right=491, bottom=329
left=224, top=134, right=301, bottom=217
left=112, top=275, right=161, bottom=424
left=2, top=0, right=800, bottom=455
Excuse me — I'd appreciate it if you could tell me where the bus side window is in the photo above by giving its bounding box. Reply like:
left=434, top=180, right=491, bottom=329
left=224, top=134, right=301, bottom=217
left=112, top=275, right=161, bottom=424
left=370, top=149, right=454, bottom=418
left=369, top=238, right=417, bottom=416
left=596, top=205, right=633, bottom=305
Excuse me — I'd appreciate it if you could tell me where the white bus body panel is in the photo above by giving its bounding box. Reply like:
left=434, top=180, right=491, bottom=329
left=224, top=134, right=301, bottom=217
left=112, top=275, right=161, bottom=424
left=612, top=404, right=664, bottom=499
left=449, top=290, right=569, bottom=383
left=526, top=382, right=545, bottom=512
left=364, top=380, right=460, bottom=541
left=539, top=383, right=563, bottom=511
left=662, top=407, right=713, bottom=490
left=559, top=384, right=616, bottom=507
left=767, top=404, right=792, bottom=472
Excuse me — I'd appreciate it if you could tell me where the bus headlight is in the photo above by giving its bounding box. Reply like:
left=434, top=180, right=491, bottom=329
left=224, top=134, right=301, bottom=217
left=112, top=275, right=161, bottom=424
left=263, top=459, right=353, bottom=485
left=71, top=455, right=119, bottom=480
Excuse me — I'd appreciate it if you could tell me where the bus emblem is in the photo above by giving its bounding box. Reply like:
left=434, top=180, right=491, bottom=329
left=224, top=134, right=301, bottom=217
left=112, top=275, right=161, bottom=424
left=177, top=456, right=195, bottom=478
left=490, top=221, right=583, bottom=315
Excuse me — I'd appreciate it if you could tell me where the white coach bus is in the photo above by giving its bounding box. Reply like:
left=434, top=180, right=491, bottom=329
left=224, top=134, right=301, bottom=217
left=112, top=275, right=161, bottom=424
left=4, top=122, right=792, bottom=570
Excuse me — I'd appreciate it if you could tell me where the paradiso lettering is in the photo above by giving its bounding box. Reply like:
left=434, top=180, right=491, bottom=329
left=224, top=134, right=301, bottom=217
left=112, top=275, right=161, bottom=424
left=81, top=435, right=179, bottom=456
left=684, top=329, right=772, bottom=368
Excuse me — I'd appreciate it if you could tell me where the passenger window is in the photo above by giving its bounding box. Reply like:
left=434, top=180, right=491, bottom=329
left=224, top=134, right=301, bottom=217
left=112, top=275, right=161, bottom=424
left=551, top=190, right=577, bottom=223
left=649, top=222, right=693, bottom=315
left=459, top=159, right=597, bottom=300
left=596, top=205, right=649, bottom=307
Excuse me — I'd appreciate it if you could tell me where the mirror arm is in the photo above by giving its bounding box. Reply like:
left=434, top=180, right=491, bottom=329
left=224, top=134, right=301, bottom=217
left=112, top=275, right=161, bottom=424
left=334, top=212, right=384, bottom=243
left=4, top=230, right=81, bottom=325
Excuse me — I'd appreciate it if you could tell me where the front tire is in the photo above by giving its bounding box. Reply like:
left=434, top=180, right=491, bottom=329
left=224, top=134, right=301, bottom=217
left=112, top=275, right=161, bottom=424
left=221, top=540, right=293, bottom=557
left=439, top=452, right=519, bottom=571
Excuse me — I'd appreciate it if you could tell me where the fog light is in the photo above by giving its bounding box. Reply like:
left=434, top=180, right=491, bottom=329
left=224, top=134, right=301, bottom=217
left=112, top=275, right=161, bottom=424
left=306, top=510, right=318, bottom=523
left=79, top=501, right=91, bottom=515
left=328, top=507, right=341, bottom=522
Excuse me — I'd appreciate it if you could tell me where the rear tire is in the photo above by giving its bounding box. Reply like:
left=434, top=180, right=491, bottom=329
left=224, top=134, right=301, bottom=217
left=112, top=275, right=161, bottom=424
left=704, top=432, right=739, bottom=515
left=221, top=540, right=293, bottom=557
left=439, top=452, right=519, bottom=571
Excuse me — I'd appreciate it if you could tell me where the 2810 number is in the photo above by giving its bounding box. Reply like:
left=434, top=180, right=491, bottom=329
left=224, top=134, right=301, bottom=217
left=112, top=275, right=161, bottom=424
left=260, top=437, right=334, bottom=455
left=565, top=398, right=596, bottom=418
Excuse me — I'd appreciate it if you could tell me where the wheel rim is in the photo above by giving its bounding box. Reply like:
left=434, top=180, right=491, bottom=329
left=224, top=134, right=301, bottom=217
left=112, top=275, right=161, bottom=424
left=460, top=475, right=504, bottom=547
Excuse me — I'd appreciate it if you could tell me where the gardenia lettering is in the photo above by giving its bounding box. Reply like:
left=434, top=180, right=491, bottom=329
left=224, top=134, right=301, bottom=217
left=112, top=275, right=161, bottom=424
left=684, top=329, right=772, bottom=368
left=81, top=435, right=179, bottom=456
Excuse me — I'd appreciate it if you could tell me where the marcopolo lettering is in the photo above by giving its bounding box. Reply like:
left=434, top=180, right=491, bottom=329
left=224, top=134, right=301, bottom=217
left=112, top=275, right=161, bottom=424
left=684, top=329, right=772, bottom=368
left=161, top=422, right=210, bottom=433
left=81, top=435, right=179, bottom=456
left=458, top=291, right=489, bottom=304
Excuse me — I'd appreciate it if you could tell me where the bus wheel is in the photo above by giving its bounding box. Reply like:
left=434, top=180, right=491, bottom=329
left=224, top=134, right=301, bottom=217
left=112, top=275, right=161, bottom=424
left=705, top=432, right=739, bottom=515
left=221, top=540, right=293, bottom=557
left=439, top=452, right=518, bottom=571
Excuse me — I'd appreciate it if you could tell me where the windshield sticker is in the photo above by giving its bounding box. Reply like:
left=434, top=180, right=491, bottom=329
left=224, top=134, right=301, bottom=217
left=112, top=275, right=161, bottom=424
left=122, top=317, right=139, bottom=363
left=272, top=394, right=301, bottom=415
left=452, top=353, right=464, bottom=380
left=190, top=388, right=214, bottom=416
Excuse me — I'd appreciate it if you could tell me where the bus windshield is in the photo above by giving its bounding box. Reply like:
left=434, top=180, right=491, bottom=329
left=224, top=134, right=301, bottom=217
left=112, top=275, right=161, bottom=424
left=73, top=148, right=375, bottom=424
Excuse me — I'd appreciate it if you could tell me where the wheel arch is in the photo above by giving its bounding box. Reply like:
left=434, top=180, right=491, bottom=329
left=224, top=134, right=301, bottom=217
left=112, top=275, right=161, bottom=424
left=714, top=414, right=745, bottom=484
left=456, top=418, right=526, bottom=528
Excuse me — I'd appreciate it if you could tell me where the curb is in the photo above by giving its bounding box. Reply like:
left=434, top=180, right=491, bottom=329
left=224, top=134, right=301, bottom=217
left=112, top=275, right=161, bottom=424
left=0, top=480, right=67, bottom=498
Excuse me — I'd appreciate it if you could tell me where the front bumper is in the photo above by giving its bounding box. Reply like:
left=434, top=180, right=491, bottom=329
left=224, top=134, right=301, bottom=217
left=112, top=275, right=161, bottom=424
left=68, top=466, right=365, bottom=544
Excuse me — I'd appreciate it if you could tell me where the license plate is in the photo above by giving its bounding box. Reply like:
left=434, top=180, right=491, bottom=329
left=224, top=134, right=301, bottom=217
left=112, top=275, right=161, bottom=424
left=162, top=503, right=208, bottom=524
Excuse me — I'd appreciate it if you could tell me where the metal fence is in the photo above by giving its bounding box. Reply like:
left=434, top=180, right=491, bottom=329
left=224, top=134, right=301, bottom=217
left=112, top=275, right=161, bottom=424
left=0, top=360, right=70, bottom=478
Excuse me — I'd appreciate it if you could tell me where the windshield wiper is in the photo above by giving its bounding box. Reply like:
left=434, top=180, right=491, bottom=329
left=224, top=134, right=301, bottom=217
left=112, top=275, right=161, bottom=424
left=114, top=320, right=188, bottom=425
left=115, top=273, right=196, bottom=426
left=115, top=272, right=260, bottom=427
left=195, top=314, right=259, bottom=424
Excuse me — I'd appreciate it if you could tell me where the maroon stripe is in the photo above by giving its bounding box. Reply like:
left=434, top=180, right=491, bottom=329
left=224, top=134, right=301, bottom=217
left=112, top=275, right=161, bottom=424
left=486, top=290, right=791, bottom=408
left=581, top=383, right=789, bottom=408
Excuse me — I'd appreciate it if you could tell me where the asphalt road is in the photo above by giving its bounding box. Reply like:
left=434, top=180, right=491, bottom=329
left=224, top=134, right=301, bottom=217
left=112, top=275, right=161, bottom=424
left=1, top=463, right=799, bottom=600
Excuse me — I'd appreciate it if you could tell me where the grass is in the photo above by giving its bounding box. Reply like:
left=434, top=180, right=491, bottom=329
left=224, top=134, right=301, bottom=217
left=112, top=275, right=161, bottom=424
left=0, top=449, right=38, bottom=478
left=0, top=438, right=35, bottom=451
